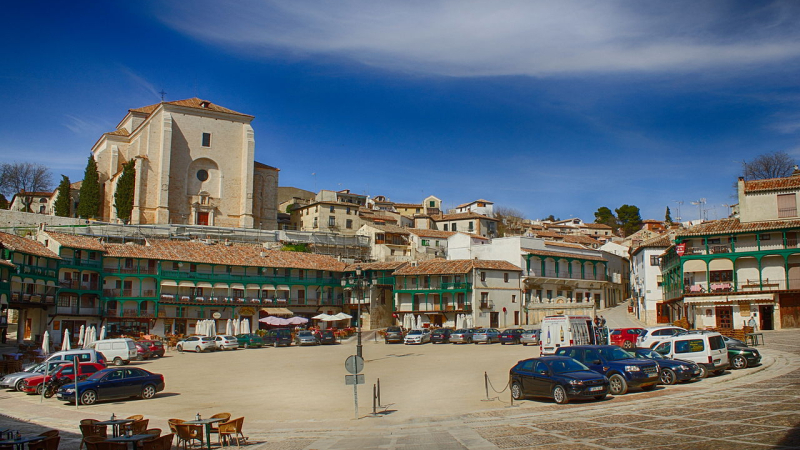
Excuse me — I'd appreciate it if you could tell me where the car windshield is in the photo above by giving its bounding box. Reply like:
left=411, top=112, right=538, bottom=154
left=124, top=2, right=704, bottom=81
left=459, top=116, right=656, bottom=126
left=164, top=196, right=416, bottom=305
left=549, top=359, right=590, bottom=374
left=321, top=331, right=333, bottom=336
left=638, top=349, right=663, bottom=359
left=298, top=331, right=313, bottom=337
left=432, top=329, right=446, bottom=335
left=408, top=330, right=422, bottom=335
left=599, top=347, right=636, bottom=361
left=475, top=329, right=488, bottom=333
left=522, top=330, right=538, bottom=335
left=387, top=327, right=401, bottom=332
left=454, top=329, right=470, bottom=334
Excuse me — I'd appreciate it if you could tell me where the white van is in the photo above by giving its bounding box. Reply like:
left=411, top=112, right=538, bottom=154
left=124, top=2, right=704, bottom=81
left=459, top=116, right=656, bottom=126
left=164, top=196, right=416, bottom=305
left=540, top=315, right=603, bottom=355
left=43, top=349, right=106, bottom=366
left=652, top=332, right=729, bottom=378
left=90, top=338, right=137, bottom=366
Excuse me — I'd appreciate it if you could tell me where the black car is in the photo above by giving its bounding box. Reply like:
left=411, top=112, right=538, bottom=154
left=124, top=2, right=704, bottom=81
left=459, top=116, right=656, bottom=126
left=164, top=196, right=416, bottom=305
left=634, top=348, right=702, bottom=385
left=509, top=356, right=609, bottom=404
left=262, top=328, right=293, bottom=347
left=555, top=345, right=659, bottom=395
left=430, top=328, right=452, bottom=344
left=385, top=326, right=404, bottom=344
left=57, top=367, right=165, bottom=405
left=728, top=346, right=761, bottom=369
left=319, top=330, right=337, bottom=345
left=499, top=329, right=524, bottom=345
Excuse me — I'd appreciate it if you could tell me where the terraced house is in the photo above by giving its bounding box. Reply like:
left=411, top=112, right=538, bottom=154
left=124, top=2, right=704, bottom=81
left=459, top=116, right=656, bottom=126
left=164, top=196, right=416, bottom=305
left=659, top=173, right=800, bottom=330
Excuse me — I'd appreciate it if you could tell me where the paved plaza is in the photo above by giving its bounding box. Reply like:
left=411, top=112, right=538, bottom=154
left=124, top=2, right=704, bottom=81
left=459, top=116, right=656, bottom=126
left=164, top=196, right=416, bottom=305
left=1, top=328, right=799, bottom=449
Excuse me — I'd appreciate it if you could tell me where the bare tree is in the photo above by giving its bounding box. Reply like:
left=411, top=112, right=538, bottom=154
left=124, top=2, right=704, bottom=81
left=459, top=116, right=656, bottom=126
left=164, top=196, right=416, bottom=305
left=0, top=162, right=53, bottom=212
left=741, top=151, right=796, bottom=180
left=495, top=206, right=526, bottom=237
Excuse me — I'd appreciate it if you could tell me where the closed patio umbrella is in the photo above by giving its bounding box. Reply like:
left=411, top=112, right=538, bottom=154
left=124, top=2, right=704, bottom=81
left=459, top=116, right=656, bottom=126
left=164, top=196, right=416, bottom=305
left=41, top=331, right=50, bottom=356
left=99, top=325, right=106, bottom=341
left=416, top=315, right=422, bottom=329
left=242, top=318, right=251, bottom=334
left=209, top=320, right=217, bottom=337
left=226, top=319, right=233, bottom=336
left=82, top=326, right=90, bottom=348
left=233, top=317, right=240, bottom=335
left=61, top=329, right=71, bottom=351
left=77, top=325, right=85, bottom=346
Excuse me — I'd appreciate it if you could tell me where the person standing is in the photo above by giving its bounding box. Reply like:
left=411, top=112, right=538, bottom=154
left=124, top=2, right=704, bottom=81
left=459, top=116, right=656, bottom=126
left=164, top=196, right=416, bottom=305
left=748, top=314, right=758, bottom=331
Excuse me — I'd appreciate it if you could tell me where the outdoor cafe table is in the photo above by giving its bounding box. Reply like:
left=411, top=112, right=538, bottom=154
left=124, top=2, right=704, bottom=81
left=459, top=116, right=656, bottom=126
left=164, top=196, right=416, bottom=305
left=94, top=419, right=134, bottom=438
left=184, top=417, right=226, bottom=450
left=0, top=435, right=45, bottom=450
left=107, top=434, right=153, bottom=450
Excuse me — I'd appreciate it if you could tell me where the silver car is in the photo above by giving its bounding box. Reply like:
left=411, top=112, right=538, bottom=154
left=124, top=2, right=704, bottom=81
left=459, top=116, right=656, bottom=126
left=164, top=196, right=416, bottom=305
left=177, top=336, right=217, bottom=352
left=472, top=328, right=501, bottom=344
left=520, top=329, right=541, bottom=346
left=295, top=331, right=320, bottom=346
left=214, top=335, right=240, bottom=350
left=0, top=360, right=66, bottom=392
left=450, top=328, right=476, bottom=344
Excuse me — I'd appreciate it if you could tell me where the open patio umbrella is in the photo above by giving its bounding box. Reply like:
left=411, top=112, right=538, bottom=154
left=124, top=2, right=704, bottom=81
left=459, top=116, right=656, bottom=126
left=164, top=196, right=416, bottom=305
left=226, top=319, right=233, bottom=336
left=77, top=325, right=85, bottom=346
left=312, top=313, right=332, bottom=320
left=333, top=312, right=352, bottom=320
left=41, top=331, right=50, bottom=356
left=99, top=325, right=106, bottom=341
left=286, top=316, right=308, bottom=325
left=61, top=329, right=71, bottom=351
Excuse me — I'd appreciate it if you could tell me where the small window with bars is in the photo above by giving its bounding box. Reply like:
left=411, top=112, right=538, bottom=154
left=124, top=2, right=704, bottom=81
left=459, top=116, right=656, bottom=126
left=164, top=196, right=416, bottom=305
left=778, top=193, right=797, bottom=218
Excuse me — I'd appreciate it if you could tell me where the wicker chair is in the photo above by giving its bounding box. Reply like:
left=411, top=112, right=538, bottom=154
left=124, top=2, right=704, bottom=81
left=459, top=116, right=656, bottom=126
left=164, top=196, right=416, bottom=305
left=82, top=436, right=107, bottom=450
left=175, top=424, right=203, bottom=450
left=79, top=421, right=108, bottom=450
left=218, top=417, right=246, bottom=448
left=130, top=419, right=149, bottom=435
left=143, top=429, right=162, bottom=437
left=167, top=419, right=185, bottom=448
left=38, top=430, right=60, bottom=438
left=141, top=434, right=174, bottom=450
left=126, top=415, right=144, bottom=421
left=28, top=436, right=60, bottom=450
left=208, top=412, right=231, bottom=444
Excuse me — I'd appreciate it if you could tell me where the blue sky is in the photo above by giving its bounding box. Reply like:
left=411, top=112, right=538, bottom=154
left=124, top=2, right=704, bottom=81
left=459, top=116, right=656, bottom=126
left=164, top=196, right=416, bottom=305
left=1, top=1, right=799, bottom=223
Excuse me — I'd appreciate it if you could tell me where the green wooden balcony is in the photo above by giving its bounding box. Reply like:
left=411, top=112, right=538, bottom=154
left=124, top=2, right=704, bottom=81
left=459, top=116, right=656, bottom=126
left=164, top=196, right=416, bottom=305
left=159, top=270, right=340, bottom=286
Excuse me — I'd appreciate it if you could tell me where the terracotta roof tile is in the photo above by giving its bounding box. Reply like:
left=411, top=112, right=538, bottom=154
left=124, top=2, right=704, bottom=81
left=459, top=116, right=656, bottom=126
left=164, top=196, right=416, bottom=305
left=129, top=98, right=252, bottom=118
left=433, top=212, right=499, bottom=222
left=744, top=176, right=800, bottom=193
left=544, top=241, right=589, bottom=250
left=44, top=231, right=106, bottom=251
left=0, top=232, right=58, bottom=258
left=456, top=199, right=494, bottom=208
left=676, top=218, right=800, bottom=237
left=365, top=223, right=409, bottom=235
left=406, top=228, right=457, bottom=239
left=522, top=248, right=606, bottom=262
left=254, top=161, right=279, bottom=171
left=0, top=259, right=15, bottom=269
left=393, top=259, right=520, bottom=275
left=393, top=203, right=422, bottom=208
left=583, top=223, right=613, bottom=229
left=630, top=233, right=673, bottom=255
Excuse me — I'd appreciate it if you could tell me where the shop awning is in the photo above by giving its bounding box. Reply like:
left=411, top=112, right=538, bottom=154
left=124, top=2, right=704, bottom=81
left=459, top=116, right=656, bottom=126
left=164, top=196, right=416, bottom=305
left=213, top=283, right=229, bottom=289
left=276, top=285, right=290, bottom=291
left=246, top=284, right=261, bottom=290
left=262, top=285, right=275, bottom=290
left=197, top=282, right=213, bottom=288
left=261, top=307, right=293, bottom=316
left=684, top=293, right=775, bottom=304
left=178, top=281, right=195, bottom=287
left=160, top=280, right=178, bottom=286
left=231, top=283, right=245, bottom=290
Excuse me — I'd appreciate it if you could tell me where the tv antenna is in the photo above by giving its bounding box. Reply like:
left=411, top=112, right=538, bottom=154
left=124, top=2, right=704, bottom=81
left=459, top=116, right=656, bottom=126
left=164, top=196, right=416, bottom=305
left=672, top=200, right=683, bottom=222
left=690, top=198, right=706, bottom=222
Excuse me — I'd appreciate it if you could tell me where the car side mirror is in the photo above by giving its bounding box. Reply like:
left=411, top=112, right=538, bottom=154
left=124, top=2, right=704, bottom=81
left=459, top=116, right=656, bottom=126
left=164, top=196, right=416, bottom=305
left=537, top=369, right=549, bottom=376
left=593, top=360, right=602, bottom=365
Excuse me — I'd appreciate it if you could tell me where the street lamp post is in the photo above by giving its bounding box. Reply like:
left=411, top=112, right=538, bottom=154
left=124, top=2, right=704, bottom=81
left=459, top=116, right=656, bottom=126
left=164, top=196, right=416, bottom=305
left=342, top=266, right=367, bottom=358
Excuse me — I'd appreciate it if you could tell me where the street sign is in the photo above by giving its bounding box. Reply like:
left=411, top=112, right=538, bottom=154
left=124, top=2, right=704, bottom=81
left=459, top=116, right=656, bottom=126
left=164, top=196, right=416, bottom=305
left=676, top=243, right=686, bottom=256
left=345, top=355, right=364, bottom=374
left=345, top=374, right=365, bottom=385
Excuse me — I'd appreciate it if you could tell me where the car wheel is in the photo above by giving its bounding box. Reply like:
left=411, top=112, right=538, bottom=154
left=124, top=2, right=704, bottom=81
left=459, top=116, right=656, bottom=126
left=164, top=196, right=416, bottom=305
left=196, top=346, right=202, bottom=353
left=698, top=365, right=709, bottom=378
left=243, top=343, right=249, bottom=349
left=622, top=340, right=634, bottom=349
left=511, top=381, right=524, bottom=400
left=553, top=385, right=569, bottom=404
left=732, top=355, right=748, bottom=370
left=273, top=341, right=278, bottom=348
left=137, top=355, right=144, bottom=361
left=141, top=384, right=156, bottom=400
left=113, top=357, right=124, bottom=366
left=14, top=379, right=25, bottom=392
left=501, top=342, right=506, bottom=345
left=177, top=345, right=183, bottom=353
left=80, top=390, right=97, bottom=405
left=609, top=374, right=628, bottom=395
left=36, top=384, right=43, bottom=395
left=522, top=343, right=528, bottom=346
left=594, top=394, right=607, bottom=401
left=660, top=368, right=677, bottom=385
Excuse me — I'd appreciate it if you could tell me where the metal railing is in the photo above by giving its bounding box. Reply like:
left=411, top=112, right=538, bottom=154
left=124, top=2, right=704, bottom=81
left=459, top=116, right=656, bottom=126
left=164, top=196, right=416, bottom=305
left=61, top=258, right=102, bottom=269
left=159, top=270, right=340, bottom=285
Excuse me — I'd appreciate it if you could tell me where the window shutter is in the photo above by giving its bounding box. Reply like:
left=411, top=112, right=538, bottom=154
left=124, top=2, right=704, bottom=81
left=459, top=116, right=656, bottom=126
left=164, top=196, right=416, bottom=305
left=778, top=193, right=797, bottom=218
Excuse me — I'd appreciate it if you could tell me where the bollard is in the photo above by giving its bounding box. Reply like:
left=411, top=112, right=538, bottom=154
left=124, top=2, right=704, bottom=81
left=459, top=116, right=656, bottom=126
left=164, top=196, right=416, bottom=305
left=484, top=372, right=490, bottom=401
left=377, top=378, right=381, bottom=407
left=372, top=384, right=377, bottom=415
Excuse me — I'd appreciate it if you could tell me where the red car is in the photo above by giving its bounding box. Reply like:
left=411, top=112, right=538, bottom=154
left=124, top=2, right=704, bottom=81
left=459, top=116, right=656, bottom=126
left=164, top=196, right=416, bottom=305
left=137, top=340, right=165, bottom=358
left=610, top=328, right=644, bottom=349
left=21, top=362, right=106, bottom=395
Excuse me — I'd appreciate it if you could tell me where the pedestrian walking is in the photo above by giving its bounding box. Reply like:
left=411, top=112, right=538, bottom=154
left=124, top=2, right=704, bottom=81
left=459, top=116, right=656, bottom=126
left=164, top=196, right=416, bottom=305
left=600, top=315, right=606, bottom=327
left=748, top=314, right=758, bottom=331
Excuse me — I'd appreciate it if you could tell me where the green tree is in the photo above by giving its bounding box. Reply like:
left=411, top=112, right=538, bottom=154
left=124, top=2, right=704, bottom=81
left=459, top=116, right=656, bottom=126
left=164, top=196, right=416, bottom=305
left=281, top=243, right=310, bottom=252
left=0, top=194, right=7, bottom=209
left=664, top=206, right=672, bottom=225
left=616, top=204, right=643, bottom=237
left=594, top=206, right=617, bottom=229
left=114, top=160, right=136, bottom=223
left=54, top=175, right=72, bottom=217
left=77, top=155, right=101, bottom=219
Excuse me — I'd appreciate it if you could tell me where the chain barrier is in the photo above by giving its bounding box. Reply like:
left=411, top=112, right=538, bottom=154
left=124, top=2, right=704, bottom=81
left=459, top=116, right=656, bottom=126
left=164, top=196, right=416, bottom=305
left=482, top=371, right=515, bottom=406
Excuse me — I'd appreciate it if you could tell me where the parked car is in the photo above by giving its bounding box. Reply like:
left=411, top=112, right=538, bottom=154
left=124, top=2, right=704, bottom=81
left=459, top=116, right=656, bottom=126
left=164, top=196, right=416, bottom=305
left=134, top=342, right=153, bottom=361
left=91, top=338, right=138, bottom=366
left=430, top=328, right=452, bottom=344
left=236, top=333, right=264, bottom=348
left=637, top=326, right=686, bottom=349
left=652, top=332, right=729, bottom=378
left=296, top=330, right=320, bottom=346
left=319, top=330, right=337, bottom=345
left=520, top=329, right=541, bottom=346
left=509, top=356, right=609, bottom=404
left=0, top=360, right=67, bottom=392
left=677, top=330, right=748, bottom=349
left=214, top=335, right=240, bottom=350
left=262, top=328, right=293, bottom=347
left=634, top=348, right=702, bottom=385
left=137, top=340, right=165, bottom=358
left=22, top=362, right=105, bottom=395
left=384, top=327, right=405, bottom=344
left=473, top=328, right=501, bottom=344
left=728, top=346, right=761, bottom=369
left=43, top=349, right=106, bottom=366
left=450, top=329, right=476, bottom=344
left=555, top=345, right=659, bottom=395
left=610, top=328, right=644, bottom=349
left=57, top=367, right=165, bottom=406
left=499, top=329, right=524, bottom=345
left=404, top=329, right=431, bottom=345
left=176, top=336, right=217, bottom=353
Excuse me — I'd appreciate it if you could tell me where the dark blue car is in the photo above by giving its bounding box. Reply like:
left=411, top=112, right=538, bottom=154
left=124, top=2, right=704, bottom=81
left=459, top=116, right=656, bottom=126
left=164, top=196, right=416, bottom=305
left=509, top=356, right=609, bottom=404
left=57, top=367, right=165, bottom=405
left=555, top=345, right=659, bottom=395
left=634, top=348, right=702, bottom=385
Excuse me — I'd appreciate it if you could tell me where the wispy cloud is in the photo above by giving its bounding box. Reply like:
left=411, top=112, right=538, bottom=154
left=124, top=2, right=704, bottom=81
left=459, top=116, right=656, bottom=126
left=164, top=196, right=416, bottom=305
left=62, top=114, right=107, bottom=136
left=120, top=66, right=161, bottom=99
left=151, top=0, right=800, bottom=77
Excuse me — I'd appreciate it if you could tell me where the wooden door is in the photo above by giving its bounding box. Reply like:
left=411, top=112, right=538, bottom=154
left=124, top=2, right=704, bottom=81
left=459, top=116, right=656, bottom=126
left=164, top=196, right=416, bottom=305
left=759, top=305, right=774, bottom=330
left=780, top=294, right=800, bottom=328
left=196, top=212, right=209, bottom=226
left=715, top=306, right=732, bottom=328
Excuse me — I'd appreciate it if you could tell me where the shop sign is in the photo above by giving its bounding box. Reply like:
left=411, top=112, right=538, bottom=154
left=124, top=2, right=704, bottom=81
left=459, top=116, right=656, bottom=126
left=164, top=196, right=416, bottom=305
left=676, top=243, right=686, bottom=256
left=239, top=307, right=255, bottom=316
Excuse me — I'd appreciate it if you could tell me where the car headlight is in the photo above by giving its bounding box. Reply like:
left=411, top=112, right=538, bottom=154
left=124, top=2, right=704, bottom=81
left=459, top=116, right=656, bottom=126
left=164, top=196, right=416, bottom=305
left=625, top=365, right=641, bottom=372
left=678, top=365, right=690, bottom=371
left=63, top=388, right=74, bottom=394
left=568, top=379, right=583, bottom=385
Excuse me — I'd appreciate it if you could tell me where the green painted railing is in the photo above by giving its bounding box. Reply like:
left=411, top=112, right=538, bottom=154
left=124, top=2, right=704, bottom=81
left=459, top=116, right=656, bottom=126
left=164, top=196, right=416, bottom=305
left=160, top=270, right=340, bottom=285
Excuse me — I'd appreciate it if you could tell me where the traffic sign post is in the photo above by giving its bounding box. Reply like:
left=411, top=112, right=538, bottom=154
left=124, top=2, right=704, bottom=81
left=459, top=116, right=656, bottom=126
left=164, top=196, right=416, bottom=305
left=345, top=374, right=365, bottom=385
left=345, top=355, right=365, bottom=419
left=345, top=355, right=364, bottom=374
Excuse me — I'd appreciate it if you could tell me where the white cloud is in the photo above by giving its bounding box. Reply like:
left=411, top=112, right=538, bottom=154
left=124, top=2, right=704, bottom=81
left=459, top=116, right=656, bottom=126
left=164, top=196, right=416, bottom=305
left=153, top=0, right=800, bottom=77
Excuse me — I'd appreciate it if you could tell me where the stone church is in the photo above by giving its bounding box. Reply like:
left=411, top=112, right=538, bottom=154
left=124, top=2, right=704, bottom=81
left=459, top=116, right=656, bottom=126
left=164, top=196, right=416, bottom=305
left=91, top=98, right=278, bottom=229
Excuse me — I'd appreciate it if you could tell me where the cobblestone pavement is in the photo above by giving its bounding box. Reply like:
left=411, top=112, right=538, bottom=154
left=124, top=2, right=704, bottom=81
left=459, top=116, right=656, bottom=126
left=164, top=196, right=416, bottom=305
left=1, top=329, right=799, bottom=449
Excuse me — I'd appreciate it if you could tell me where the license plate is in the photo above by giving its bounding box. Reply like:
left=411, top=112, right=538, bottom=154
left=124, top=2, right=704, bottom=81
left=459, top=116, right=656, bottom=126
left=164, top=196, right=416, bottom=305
left=587, top=386, right=603, bottom=392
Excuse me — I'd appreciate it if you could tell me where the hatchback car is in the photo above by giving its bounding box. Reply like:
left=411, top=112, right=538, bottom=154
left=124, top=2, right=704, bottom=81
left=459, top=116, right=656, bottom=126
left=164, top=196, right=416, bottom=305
left=728, top=346, right=761, bottom=369
left=262, top=328, right=293, bottom=347
left=555, top=345, right=659, bottom=395
left=134, top=342, right=153, bottom=360
left=634, top=348, right=702, bottom=385
left=214, top=335, right=240, bottom=350
left=637, top=326, right=686, bottom=349
left=404, top=329, right=431, bottom=345
left=473, top=328, right=501, bottom=344
left=509, top=356, right=609, bottom=404
left=520, top=329, right=541, bottom=346
left=176, top=336, right=217, bottom=353
left=384, top=327, right=405, bottom=344
left=319, top=330, right=337, bottom=345
left=0, top=360, right=67, bottom=392
left=57, top=367, right=165, bottom=406
left=450, top=328, right=476, bottom=344
left=137, top=340, right=165, bottom=358
left=610, top=328, right=644, bottom=349
left=22, top=362, right=105, bottom=395
left=296, top=330, right=320, bottom=346
left=430, top=328, right=452, bottom=344
left=236, top=333, right=264, bottom=348
left=499, top=329, right=524, bottom=345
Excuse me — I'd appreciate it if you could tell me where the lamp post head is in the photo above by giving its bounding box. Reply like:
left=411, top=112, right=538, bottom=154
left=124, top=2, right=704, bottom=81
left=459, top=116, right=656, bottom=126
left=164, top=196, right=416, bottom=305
left=356, top=266, right=362, bottom=277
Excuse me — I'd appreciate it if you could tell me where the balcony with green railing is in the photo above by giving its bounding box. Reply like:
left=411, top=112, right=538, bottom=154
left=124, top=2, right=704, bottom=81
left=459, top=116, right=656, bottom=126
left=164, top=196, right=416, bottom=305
left=159, top=270, right=341, bottom=286
left=60, top=257, right=103, bottom=270
left=103, top=266, right=159, bottom=276
left=17, top=263, right=58, bottom=279
left=395, top=281, right=472, bottom=293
